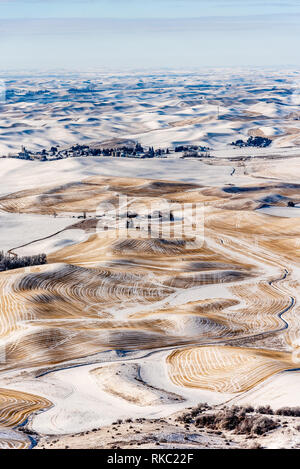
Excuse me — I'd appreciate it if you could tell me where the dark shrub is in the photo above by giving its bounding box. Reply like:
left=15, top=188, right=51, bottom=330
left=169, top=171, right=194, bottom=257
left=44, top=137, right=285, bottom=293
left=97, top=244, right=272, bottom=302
left=195, top=406, right=278, bottom=436
left=256, top=405, right=274, bottom=415
left=244, top=406, right=254, bottom=413
left=191, top=403, right=211, bottom=417
left=236, top=417, right=254, bottom=434
left=276, top=407, right=300, bottom=417
left=218, top=408, right=245, bottom=431
left=195, top=414, right=216, bottom=428
left=250, top=416, right=278, bottom=435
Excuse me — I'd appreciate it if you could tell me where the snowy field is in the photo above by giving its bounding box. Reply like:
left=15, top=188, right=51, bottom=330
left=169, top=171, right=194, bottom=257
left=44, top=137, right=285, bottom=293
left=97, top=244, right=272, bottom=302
left=1, top=70, right=300, bottom=449
left=0, top=212, right=75, bottom=252
left=258, top=205, right=300, bottom=218
left=1, top=69, right=300, bottom=157
left=0, top=154, right=255, bottom=198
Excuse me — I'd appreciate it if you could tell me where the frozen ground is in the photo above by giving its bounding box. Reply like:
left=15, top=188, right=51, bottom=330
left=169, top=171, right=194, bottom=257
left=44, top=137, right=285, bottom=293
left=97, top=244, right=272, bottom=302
left=257, top=206, right=300, bottom=218
left=1, top=69, right=300, bottom=156
left=0, top=212, right=75, bottom=253
left=0, top=155, right=254, bottom=196
left=1, top=70, right=300, bottom=450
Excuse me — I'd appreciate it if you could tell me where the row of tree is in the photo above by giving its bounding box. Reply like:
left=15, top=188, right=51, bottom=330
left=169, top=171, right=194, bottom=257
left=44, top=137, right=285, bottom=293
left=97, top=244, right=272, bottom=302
left=175, top=145, right=210, bottom=153
left=231, top=136, right=272, bottom=148
left=0, top=251, right=47, bottom=272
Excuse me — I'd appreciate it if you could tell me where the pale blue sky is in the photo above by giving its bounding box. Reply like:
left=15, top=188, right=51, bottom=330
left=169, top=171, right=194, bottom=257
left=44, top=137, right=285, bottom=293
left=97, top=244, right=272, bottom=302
left=0, top=0, right=300, bottom=70
left=1, top=1, right=300, bottom=19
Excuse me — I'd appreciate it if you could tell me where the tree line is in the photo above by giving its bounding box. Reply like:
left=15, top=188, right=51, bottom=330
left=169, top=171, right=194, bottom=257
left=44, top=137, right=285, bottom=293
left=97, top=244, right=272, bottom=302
left=0, top=251, right=47, bottom=272
left=231, top=136, right=272, bottom=148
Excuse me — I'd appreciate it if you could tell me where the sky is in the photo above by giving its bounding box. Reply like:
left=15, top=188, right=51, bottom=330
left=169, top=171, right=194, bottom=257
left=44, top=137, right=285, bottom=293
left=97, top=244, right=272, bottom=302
left=0, top=0, right=300, bottom=71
